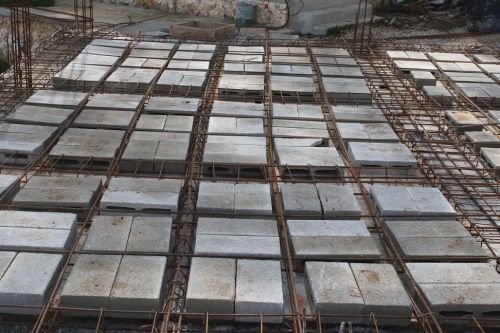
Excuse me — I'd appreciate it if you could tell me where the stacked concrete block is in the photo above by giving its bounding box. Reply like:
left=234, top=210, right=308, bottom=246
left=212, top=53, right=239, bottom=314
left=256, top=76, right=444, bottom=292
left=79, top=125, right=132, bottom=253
left=280, top=183, right=362, bottom=218
left=393, top=60, right=437, bottom=72
left=348, top=142, right=417, bottom=176
left=384, top=219, right=487, bottom=259
left=465, top=131, right=500, bottom=152
left=197, top=182, right=272, bottom=216
left=319, top=65, right=364, bottom=78
left=0, top=123, right=58, bottom=165
left=322, top=77, right=372, bottom=104
left=288, top=219, right=380, bottom=260
left=211, top=100, right=264, bottom=117
left=12, top=175, right=102, bottom=219
left=157, top=70, right=208, bottom=93
left=195, top=218, right=280, bottom=257
left=224, top=62, right=265, bottom=74
left=121, top=131, right=191, bottom=173
left=100, top=176, right=183, bottom=214
left=0, top=210, right=77, bottom=251
left=128, top=48, right=171, bottom=59
left=0, top=252, right=63, bottom=314
left=370, top=185, right=456, bottom=220
left=407, top=263, right=500, bottom=322
left=122, top=57, right=167, bottom=69
left=445, top=111, right=483, bottom=133
left=145, top=96, right=200, bottom=114
left=135, top=41, right=176, bottom=50
left=202, top=135, right=267, bottom=176
left=337, top=122, right=399, bottom=144
left=306, top=262, right=411, bottom=325
left=332, top=105, right=387, bottom=123
left=48, top=128, right=125, bottom=169
left=480, top=147, right=500, bottom=178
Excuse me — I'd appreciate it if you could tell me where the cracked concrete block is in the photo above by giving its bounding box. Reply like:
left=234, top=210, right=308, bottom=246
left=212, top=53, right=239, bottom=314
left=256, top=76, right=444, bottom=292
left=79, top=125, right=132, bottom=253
left=316, top=184, right=362, bottom=218
left=235, top=260, right=283, bottom=323
left=185, top=257, right=236, bottom=314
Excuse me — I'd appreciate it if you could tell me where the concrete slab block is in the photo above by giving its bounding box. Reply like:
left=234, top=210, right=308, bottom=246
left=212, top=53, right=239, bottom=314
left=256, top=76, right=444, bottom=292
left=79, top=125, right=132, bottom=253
left=444, top=72, right=494, bottom=83
left=135, top=114, right=167, bottom=130
left=394, top=237, right=487, bottom=259
left=0, top=174, right=19, bottom=203
left=211, top=100, right=264, bottom=117
left=146, top=96, right=200, bottom=114
left=197, top=218, right=278, bottom=237
left=0, top=252, right=16, bottom=279
left=436, top=62, right=481, bottom=73
left=407, top=262, right=500, bottom=285
left=157, top=70, right=207, bottom=91
left=82, top=45, right=125, bottom=57
left=100, top=177, right=182, bottom=213
left=178, top=43, right=216, bottom=52
left=464, top=131, right=500, bottom=152
left=225, top=53, right=263, bottom=62
left=384, top=220, right=470, bottom=238
left=197, top=182, right=234, bottom=214
left=83, top=215, right=134, bottom=251
left=272, top=55, right=310, bottom=64
left=60, top=254, right=121, bottom=311
left=91, top=38, right=130, bottom=48
left=332, top=105, right=387, bottom=123
left=203, top=141, right=267, bottom=167
left=271, top=75, right=317, bottom=94
left=473, top=54, right=500, bottom=64
left=322, top=77, right=372, bottom=104
left=305, top=261, right=364, bottom=324
left=316, top=56, right=357, bottom=67
left=320, top=65, right=364, bottom=78
left=351, top=263, right=412, bottom=326
left=445, top=111, right=483, bottom=132
left=223, top=62, right=265, bottom=74
left=228, top=46, right=264, bottom=54
left=7, top=105, right=73, bottom=126
left=136, top=41, right=175, bottom=50
left=272, top=64, right=313, bottom=76
left=348, top=142, right=417, bottom=174
left=337, top=122, right=399, bottom=143
left=0, top=253, right=62, bottom=314
left=72, top=53, right=119, bottom=66
left=168, top=60, right=210, bottom=71
left=410, top=71, right=436, bottom=87
left=122, top=57, right=167, bottom=68
left=234, top=183, right=272, bottom=215
left=25, top=90, right=87, bottom=107
left=428, top=52, right=470, bottom=62
left=106, top=68, right=159, bottom=89
left=478, top=64, right=500, bottom=74
left=394, top=60, right=437, bottom=72
left=235, top=260, right=283, bottom=323
left=75, top=109, right=135, bottom=129
left=316, top=184, right=362, bottom=218
left=110, top=255, right=166, bottom=313
left=185, top=257, right=236, bottom=314
left=312, top=47, right=350, bottom=57
left=129, top=48, right=171, bottom=59
left=480, top=146, right=500, bottom=175
left=370, top=185, right=456, bottom=219
left=276, top=146, right=344, bottom=178
left=208, top=117, right=263, bottom=135
left=386, top=50, right=427, bottom=60
left=280, top=183, right=321, bottom=216
left=423, top=85, right=453, bottom=106
left=218, top=73, right=265, bottom=92
left=126, top=216, right=172, bottom=252
left=173, top=51, right=214, bottom=61
left=194, top=234, right=281, bottom=256
left=274, top=138, right=326, bottom=147
left=273, top=103, right=324, bottom=120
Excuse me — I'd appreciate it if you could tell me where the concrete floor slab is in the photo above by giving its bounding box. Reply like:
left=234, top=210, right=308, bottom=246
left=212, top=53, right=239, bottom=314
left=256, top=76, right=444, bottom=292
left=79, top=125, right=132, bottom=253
left=0, top=174, right=19, bottom=203
left=197, top=182, right=235, bottom=214
left=100, top=177, right=182, bottom=213
left=24, top=90, right=87, bottom=108
left=445, top=111, right=483, bottom=132
left=135, top=114, right=167, bottom=130
left=145, top=96, right=200, bottom=114
left=234, top=183, right=272, bottom=215
left=137, top=114, right=194, bottom=132
left=465, top=131, right=500, bottom=152
left=316, top=184, right=362, bottom=218
left=322, top=77, right=372, bottom=104
left=273, top=103, right=324, bottom=120
left=305, top=261, right=364, bottom=324
left=235, top=260, right=283, bottom=323
left=0, top=252, right=62, bottom=314
left=203, top=141, right=267, bottom=166
left=211, top=100, right=264, bottom=117
left=195, top=234, right=281, bottom=256
left=280, top=183, right=322, bottom=216
left=351, top=263, right=412, bottom=326
left=337, top=122, right=399, bottom=143
left=348, top=142, right=417, bottom=173
left=6, top=105, right=73, bottom=126
left=109, top=255, right=166, bottom=313
left=197, top=218, right=278, bottom=237
left=185, top=257, right=236, bottom=314
left=274, top=138, right=326, bottom=147
left=75, top=109, right=135, bottom=129
left=87, top=93, right=143, bottom=110
left=332, top=105, right=387, bottom=123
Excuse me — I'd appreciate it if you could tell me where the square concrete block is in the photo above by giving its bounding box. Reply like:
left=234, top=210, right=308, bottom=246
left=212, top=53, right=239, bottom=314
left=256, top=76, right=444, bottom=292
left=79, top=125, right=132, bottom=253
left=185, top=257, right=236, bottom=314
left=110, top=255, right=167, bottom=313
left=127, top=216, right=172, bottom=253
left=473, top=54, right=500, bottom=64
left=337, top=122, right=399, bottom=143
left=316, top=184, right=362, bottom=218
left=445, top=111, right=483, bottom=132
left=351, top=263, right=412, bottom=326
left=84, top=215, right=134, bottom=251
left=393, top=60, right=437, bottom=72
left=348, top=142, right=417, bottom=174
left=234, top=183, right=272, bottom=215
left=0, top=253, right=63, bottom=314
left=370, top=185, right=456, bottom=219
left=100, top=177, right=182, bottom=213
left=423, top=85, right=453, bottom=105
left=60, top=254, right=121, bottom=311
left=146, top=96, right=200, bottom=114
left=464, top=131, right=500, bottom=152
left=211, top=100, right=264, bottom=117
left=276, top=146, right=344, bottom=177
left=481, top=147, right=500, bottom=177
left=197, top=218, right=278, bottom=237
left=410, top=71, right=436, bottom=87
left=0, top=252, right=16, bottom=279
left=194, top=234, right=281, bottom=257
left=197, top=182, right=234, bottom=214
left=236, top=260, right=283, bottom=323
left=305, top=261, right=364, bottom=324
left=332, top=105, right=387, bottom=123
left=280, top=183, right=322, bottom=216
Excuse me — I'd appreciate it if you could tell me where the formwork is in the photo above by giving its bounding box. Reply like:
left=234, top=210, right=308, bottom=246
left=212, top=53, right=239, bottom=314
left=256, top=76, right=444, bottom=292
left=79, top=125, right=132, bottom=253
left=0, top=17, right=499, bottom=333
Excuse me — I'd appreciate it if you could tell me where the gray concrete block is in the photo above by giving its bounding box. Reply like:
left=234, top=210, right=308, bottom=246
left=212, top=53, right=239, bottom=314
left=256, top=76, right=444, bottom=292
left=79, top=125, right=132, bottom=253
left=234, top=184, right=272, bottom=215
left=126, top=216, right=172, bottom=253
left=478, top=63, right=500, bottom=74
left=197, top=182, right=234, bottom=214
left=225, top=53, right=262, bottom=62
left=481, top=147, right=500, bottom=177
left=83, top=44, right=126, bottom=56
left=228, top=46, right=264, bottom=54
left=337, top=122, right=399, bottom=143
left=410, top=71, right=436, bottom=87
left=465, top=131, right=500, bottom=152
left=312, top=47, right=350, bottom=57
left=235, top=260, right=283, bottom=323
left=136, top=41, right=175, bottom=50
left=146, top=96, right=200, bottom=114
left=0, top=174, right=19, bottom=203
left=0, top=252, right=15, bottom=279
left=393, top=60, right=437, bottom=72
left=348, top=142, right=417, bottom=175
left=445, top=111, right=483, bottom=132
left=386, top=50, right=427, bottom=60
left=276, top=146, right=344, bottom=176
left=178, top=43, right=216, bottom=52
left=428, top=52, right=470, bottom=62
left=75, top=109, right=135, bottom=129
left=197, top=218, right=278, bottom=237
left=84, top=216, right=134, bottom=251
left=384, top=220, right=470, bottom=238
left=7, top=105, right=73, bottom=126
left=444, top=72, right=494, bottom=83
left=351, top=263, right=412, bottom=326
left=110, top=255, right=166, bottom=313
left=322, top=77, right=372, bottom=104
left=208, top=117, right=264, bottom=135
left=211, top=100, right=264, bottom=117
left=473, top=54, right=500, bottom=64
left=305, top=261, right=364, bottom=324
left=407, top=263, right=500, bottom=285
left=436, top=62, right=481, bottom=73
left=332, top=105, right=387, bottom=123
left=168, top=60, right=210, bottom=71
left=106, top=68, right=159, bottom=89
left=194, top=234, right=281, bottom=257
left=273, top=103, right=324, bottom=120
left=395, top=237, right=487, bottom=259
left=157, top=70, right=207, bottom=91
left=25, top=90, right=87, bottom=107
left=271, top=75, right=317, bottom=94
left=274, top=138, right=326, bottom=147
left=320, top=65, right=364, bottom=78
left=423, top=85, right=453, bottom=105
left=174, top=51, right=214, bottom=61
left=129, top=48, right=171, bottom=59
left=218, top=73, right=265, bottom=92
left=0, top=253, right=63, bottom=314
left=25, top=175, right=102, bottom=190
left=60, top=254, right=121, bottom=311
left=86, top=93, right=143, bottom=110
left=91, top=39, right=130, bottom=48
left=203, top=142, right=267, bottom=166
left=316, top=184, right=362, bottom=218
left=280, top=183, right=321, bottom=216
left=185, top=257, right=236, bottom=314
left=316, top=56, right=357, bottom=67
